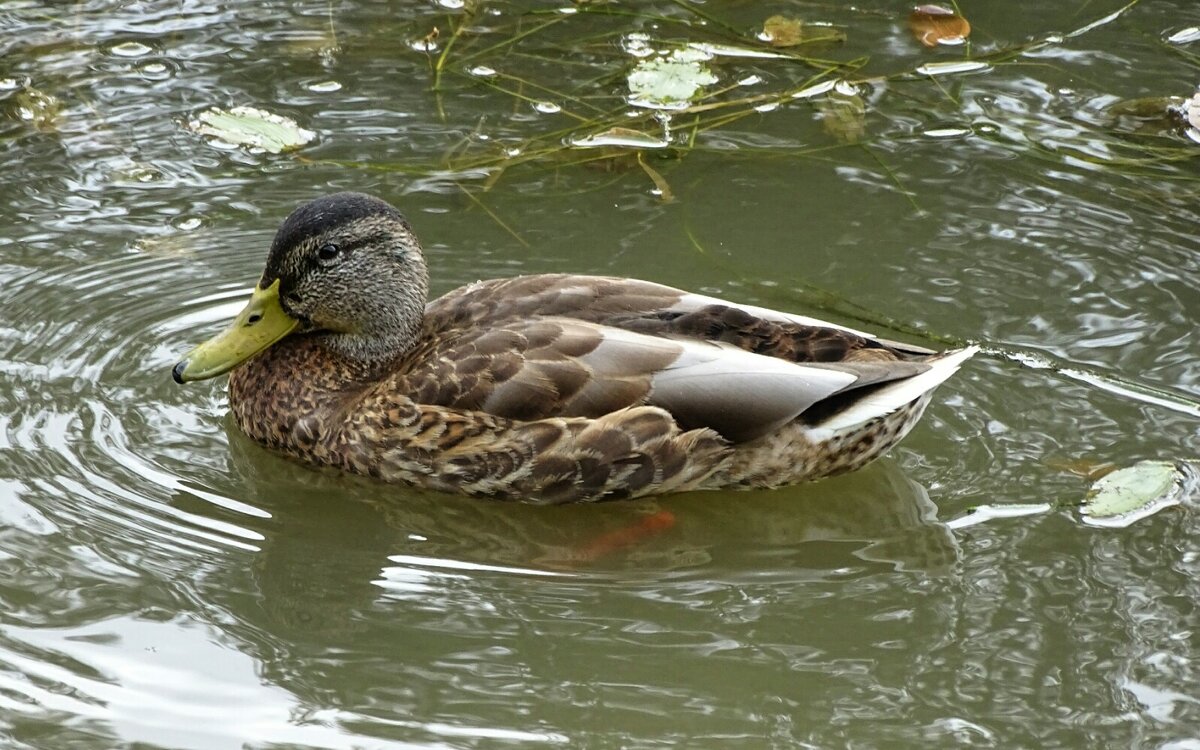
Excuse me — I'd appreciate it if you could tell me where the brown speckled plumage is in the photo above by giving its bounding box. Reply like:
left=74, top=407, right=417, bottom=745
left=189, top=193, right=976, bottom=504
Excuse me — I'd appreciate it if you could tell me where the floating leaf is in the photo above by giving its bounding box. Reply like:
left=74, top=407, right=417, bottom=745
left=922, top=126, right=971, bottom=139
left=914, top=60, right=990, bottom=76
left=945, top=503, right=1053, bottom=530
left=1046, top=456, right=1118, bottom=480
left=188, top=106, right=316, bottom=153
left=1081, top=460, right=1198, bottom=528
left=13, top=87, right=60, bottom=131
left=637, top=152, right=674, bottom=202
left=1186, top=92, right=1200, bottom=132
left=909, top=4, right=971, bottom=47
left=627, top=51, right=718, bottom=111
left=130, top=234, right=196, bottom=257
left=760, top=15, right=846, bottom=47
left=1165, top=26, right=1200, bottom=44
left=688, top=42, right=788, bottom=60
left=762, top=15, right=804, bottom=46
left=1107, top=96, right=1189, bottom=136
left=790, top=79, right=838, bottom=100
left=569, top=127, right=670, bottom=149
left=1108, top=96, right=1186, bottom=120
left=817, top=91, right=865, bottom=144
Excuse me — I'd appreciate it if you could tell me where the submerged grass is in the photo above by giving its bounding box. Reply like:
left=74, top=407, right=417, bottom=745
left=373, top=0, right=1196, bottom=200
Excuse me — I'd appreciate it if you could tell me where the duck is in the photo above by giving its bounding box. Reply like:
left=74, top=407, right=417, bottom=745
left=173, top=192, right=976, bottom=504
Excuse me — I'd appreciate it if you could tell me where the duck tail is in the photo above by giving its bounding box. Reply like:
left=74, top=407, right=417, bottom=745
left=814, top=345, right=979, bottom=431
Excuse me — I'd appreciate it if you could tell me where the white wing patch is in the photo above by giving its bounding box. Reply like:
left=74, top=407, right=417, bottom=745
left=647, top=338, right=858, bottom=442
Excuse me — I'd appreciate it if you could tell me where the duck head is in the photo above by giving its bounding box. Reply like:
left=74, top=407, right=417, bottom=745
left=173, top=192, right=429, bottom=383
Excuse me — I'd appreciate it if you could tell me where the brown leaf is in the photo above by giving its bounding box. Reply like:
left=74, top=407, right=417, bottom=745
left=762, top=15, right=804, bottom=47
left=761, top=15, right=845, bottom=47
left=908, top=5, right=971, bottom=48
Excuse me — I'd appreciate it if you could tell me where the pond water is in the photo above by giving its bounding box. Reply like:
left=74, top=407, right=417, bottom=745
left=2, top=0, right=1199, bottom=747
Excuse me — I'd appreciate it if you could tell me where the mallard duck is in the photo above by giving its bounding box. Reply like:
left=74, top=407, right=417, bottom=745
left=174, top=192, right=976, bottom=504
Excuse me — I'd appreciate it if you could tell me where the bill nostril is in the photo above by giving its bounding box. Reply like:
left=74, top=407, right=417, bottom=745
left=247, top=313, right=262, bottom=325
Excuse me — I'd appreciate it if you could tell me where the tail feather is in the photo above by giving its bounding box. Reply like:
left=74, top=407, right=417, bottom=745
left=814, top=345, right=978, bottom=431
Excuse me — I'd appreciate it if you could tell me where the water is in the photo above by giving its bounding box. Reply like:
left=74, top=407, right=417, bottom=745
left=2, top=1, right=1199, bottom=747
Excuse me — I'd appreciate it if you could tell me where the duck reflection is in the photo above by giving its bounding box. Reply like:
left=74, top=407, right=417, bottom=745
left=199, top=420, right=967, bottom=736
left=222, top=418, right=960, bottom=632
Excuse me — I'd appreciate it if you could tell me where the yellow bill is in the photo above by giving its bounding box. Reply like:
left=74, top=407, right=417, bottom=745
left=173, top=279, right=298, bottom=383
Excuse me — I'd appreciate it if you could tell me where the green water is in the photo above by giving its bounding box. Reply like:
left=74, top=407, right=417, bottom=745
left=2, top=1, right=1198, bottom=747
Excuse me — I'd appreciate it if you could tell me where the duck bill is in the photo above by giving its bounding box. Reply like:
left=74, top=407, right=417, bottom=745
left=172, top=279, right=298, bottom=383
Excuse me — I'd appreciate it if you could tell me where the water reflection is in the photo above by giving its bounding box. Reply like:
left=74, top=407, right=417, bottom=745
left=204, top=443, right=965, bottom=746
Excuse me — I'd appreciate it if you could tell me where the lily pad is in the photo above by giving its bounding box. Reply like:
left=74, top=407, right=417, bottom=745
left=188, top=106, right=316, bottom=153
left=909, top=4, right=971, bottom=47
left=627, top=51, right=718, bottom=111
left=1081, top=460, right=1198, bottom=528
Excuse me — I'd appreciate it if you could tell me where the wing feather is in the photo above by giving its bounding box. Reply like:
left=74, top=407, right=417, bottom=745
left=415, top=275, right=964, bottom=441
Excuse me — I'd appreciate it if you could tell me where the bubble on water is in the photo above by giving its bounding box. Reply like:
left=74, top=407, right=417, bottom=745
left=533, top=101, right=561, bottom=114
left=410, top=38, right=438, bottom=52
left=125, top=167, right=163, bottom=183
left=436, top=0, right=464, bottom=9
left=108, top=41, right=154, bottom=58
left=139, top=61, right=169, bottom=77
left=469, top=66, right=496, bottom=78
left=171, top=216, right=204, bottom=231
left=738, top=75, right=763, bottom=86
left=623, top=33, right=655, bottom=58
left=306, top=80, right=342, bottom=93
left=754, top=102, right=779, bottom=113
left=923, top=127, right=971, bottom=139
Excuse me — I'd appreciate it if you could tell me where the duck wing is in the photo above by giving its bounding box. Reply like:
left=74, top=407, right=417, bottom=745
left=396, top=314, right=946, bottom=443
left=424, top=273, right=935, bottom=361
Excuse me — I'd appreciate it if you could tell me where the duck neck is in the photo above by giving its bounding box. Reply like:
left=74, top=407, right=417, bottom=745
left=319, top=309, right=424, bottom=375
left=317, top=262, right=430, bottom=375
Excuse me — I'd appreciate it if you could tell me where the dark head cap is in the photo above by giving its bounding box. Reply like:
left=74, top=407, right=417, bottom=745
left=262, top=192, right=409, bottom=285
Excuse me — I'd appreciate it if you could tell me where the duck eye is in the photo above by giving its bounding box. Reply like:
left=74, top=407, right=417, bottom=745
left=317, top=243, right=340, bottom=262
